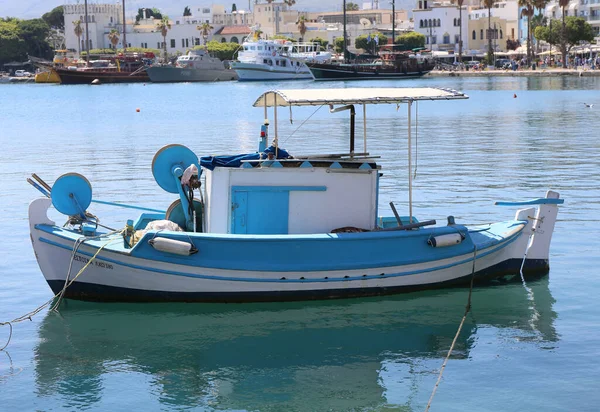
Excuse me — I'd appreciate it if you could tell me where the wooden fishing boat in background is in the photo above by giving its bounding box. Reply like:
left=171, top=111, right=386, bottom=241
left=28, top=87, right=563, bottom=302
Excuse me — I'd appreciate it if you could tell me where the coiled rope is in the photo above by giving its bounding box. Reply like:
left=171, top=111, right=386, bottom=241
left=0, top=230, right=122, bottom=351
left=425, top=245, right=477, bottom=412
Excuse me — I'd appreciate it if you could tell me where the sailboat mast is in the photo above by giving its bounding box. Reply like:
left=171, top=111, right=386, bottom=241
left=343, top=0, right=347, bottom=63
left=122, top=0, right=127, bottom=53
left=84, top=0, right=90, bottom=64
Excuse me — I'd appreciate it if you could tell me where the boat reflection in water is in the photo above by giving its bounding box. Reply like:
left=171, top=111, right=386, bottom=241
left=34, top=279, right=557, bottom=410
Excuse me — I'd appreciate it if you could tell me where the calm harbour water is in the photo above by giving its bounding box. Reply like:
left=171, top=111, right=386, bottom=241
left=1, top=76, right=599, bottom=411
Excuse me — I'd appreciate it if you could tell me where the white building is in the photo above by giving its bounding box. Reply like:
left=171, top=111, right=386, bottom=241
left=413, top=1, right=468, bottom=52
left=63, top=3, right=253, bottom=56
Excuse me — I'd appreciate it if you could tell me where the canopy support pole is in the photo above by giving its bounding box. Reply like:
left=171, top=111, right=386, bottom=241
left=407, top=100, right=413, bottom=224
left=273, top=92, right=278, bottom=156
left=363, top=104, right=367, bottom=153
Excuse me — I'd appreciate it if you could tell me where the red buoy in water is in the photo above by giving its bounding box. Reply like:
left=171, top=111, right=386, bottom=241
left=136, top=108, right=140, bottom=112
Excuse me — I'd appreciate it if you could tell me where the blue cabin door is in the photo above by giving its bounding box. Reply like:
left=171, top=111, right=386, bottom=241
left=231, top=189, right=289, bottom=234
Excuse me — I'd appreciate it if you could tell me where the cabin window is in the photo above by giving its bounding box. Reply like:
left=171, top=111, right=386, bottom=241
left=170, top=39, right=176, bottom=48
left=281, top=60, right=286, bottom=67
left=258, top=46, right=263, bottom=50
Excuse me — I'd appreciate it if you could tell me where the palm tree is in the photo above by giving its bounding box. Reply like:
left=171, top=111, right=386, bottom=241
left=73, top=20, right=83, bottom=56
left=156, top=16, right=171, bottom=59
left=284, top=0, right=296, bottom=7
left=297, top=15, right=307, bottom=42
left=482, top=0, right=496, bottom=65
left=558, top=0, right=569, bottom=68
left=532, top=0, right=549, bottom=53
left=108, top=28, right=120, bottom=51
left=519, top=0, right=534, bottom=64
left=197, top=22, right=214, bottom=45
left=451, top=0, right=465, bottom=64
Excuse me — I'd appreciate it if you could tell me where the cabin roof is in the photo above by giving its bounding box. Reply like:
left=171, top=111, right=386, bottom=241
left=253, top=87, right=468, bottom=107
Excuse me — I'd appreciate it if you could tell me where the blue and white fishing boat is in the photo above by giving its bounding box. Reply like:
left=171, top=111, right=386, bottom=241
left=28, top=87, right=563, bottom=302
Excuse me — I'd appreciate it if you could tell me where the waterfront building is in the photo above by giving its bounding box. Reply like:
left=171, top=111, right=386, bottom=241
left=413, top=1, right=468, bottom=53
left=62, top=3, right=254, bottom=56
left=467, top=1, right=519, bottom=54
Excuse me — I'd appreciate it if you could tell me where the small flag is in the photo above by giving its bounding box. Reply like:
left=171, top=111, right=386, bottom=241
left=374, top=35, right=379, bottom=45
left=367, top=34, right=371, bottom=42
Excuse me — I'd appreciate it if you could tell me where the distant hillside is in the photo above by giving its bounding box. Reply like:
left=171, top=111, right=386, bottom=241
left=6, top=0, right=417, bottom=20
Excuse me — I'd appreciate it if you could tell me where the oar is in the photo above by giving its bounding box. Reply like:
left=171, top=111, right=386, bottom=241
left=27, top=174, right=166, bottom=214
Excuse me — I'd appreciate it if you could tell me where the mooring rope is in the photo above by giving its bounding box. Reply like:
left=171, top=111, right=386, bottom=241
left=0, top=231, right=122, bottom=351
left=425, top=245, right=477, bottom=412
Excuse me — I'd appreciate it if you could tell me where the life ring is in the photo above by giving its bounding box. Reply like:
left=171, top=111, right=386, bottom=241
left=272, top=51, right=276, bottom=57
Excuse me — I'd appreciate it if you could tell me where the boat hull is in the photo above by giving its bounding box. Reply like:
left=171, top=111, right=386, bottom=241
left=55, top=67, right=149, bottom=84
left=146, top=66, right=238, bottom=82
left=29, top=195, right=557, bottom=303
left=232, top=62, right=313, bottom=81
left=307, top=62, right=433, bottom=81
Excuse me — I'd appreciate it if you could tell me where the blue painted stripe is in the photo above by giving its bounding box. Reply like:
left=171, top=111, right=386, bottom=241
left=231, top=185, right=326, bottom=192
left=37, top=230, right=520, bottom=284
left=495, top=198, right=564, bottom=206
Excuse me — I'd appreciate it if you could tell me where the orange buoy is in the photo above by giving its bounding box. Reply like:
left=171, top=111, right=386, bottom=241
left=136, top=108, right=140, bottom=112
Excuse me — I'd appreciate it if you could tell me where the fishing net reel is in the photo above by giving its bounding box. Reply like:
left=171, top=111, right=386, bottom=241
left=51, top=173, right=98, bottom=235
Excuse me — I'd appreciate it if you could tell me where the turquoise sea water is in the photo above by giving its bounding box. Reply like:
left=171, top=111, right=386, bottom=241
left=1, top=76, right=599, bottom=411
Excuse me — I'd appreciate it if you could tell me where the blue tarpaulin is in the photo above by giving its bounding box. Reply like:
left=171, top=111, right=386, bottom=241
left=200, top=146, right=291, bottom=171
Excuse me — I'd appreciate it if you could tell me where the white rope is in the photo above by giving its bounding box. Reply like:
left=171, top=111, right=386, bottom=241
left=0, top=230, right=122, bottom=350
left=425, top=246, right=477, bottom=412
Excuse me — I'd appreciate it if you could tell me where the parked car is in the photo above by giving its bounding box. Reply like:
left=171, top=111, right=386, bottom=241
left=465, top=61, right=480, bottom=70
left=495, top=59, right=511, bottom=69
left=14, top=70, right=32, bottom=77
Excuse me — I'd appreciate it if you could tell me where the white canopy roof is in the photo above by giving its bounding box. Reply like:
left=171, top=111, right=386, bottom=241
left=253, top=88, right=468, bottom=107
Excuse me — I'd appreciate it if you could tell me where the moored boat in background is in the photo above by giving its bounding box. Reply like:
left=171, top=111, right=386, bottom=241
left=231, top=38, right=332, bottom=81
left=146, top=49, right=238, bottom=83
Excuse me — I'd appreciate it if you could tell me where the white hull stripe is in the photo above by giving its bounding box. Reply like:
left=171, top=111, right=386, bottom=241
left=38, top=233, right=520, bottom=283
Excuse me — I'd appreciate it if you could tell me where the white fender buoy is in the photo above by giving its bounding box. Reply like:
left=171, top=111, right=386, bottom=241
left=149, top=237, right=197, bottom=255
left=428, top=233, right=463, bottom=247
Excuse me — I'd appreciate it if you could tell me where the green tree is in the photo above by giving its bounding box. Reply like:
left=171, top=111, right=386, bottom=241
left=284, top=0, right=297, bottom=7
left=231, top=4, right=237, bottom=12
left=108, top=28, right=120, bottom=50
left=296, top=15, right=307, bottom=42
left=18, top=18, right=51, bottom=58
left=42, top=6, right=64, bottom=30
left=394, top=31, right=425, bottom=51
left=195, top=40, right=240, bottom=60
left=0, top=19, right=26, bottom=64
left=355, top=33, right=387, bottom=53
left=535, top=16, right=593, bottom=59
left=334, top=37, right=344, bottom=53
left=197, top=22, right=214, bottom=45
left=156, top=16, right=171, bottom=59
left=346, top=2, right=359, bottom=10
left=183, top=6, right=192, bottom=16
left=309, top=37, right=329, bottom=50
